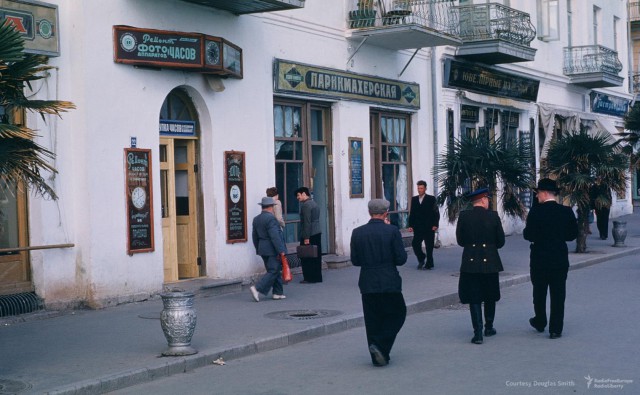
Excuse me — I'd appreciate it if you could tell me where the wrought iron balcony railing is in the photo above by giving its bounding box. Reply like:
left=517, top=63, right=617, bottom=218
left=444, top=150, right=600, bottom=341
left=347, top=0, right=459, bottom=36
left=454, top=3, right=536, bottom=46
left=630, top=2, right=640, bottom=22
left=563, top=45, right=623, bottom=76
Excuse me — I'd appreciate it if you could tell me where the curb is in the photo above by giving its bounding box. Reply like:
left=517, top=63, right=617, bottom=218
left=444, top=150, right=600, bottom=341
left=45, top=246, right=640, bottom=394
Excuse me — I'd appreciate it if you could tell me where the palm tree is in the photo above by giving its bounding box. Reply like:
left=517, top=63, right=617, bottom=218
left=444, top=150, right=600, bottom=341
left=434, top=133, right=534, bottom=223
left=542, top=128, right=628, bottom=253
left=0, top=22, right=74, bottom=199
left=619, top=102, right=640, bottom=170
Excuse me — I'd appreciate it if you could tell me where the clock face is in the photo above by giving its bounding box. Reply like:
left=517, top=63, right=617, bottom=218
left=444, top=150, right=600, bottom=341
left=205, top=41, right=220, bottom=65
left=131, top=187, right=147, bottom=210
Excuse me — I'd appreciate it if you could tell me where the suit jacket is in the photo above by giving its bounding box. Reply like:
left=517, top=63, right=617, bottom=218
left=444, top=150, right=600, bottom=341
left=252, top=211, right=286, bottom=257
left=523, top=201, right=578, bottom=270
left=350, top=219, right=407, bottom=294
left=299, top=198, right=321, bottom=239
left=456, top=206, right=505, bottom=273
left=408, top=194, right=440, bottom=233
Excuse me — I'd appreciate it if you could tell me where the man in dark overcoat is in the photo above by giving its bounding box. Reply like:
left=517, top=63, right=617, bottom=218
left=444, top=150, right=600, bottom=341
left=523, top=178, right=578, bottom=339
left=407, top=180, right=440, bottom=270
left=295, top=187, right=322, bottom=283
left=456, top=188, right=505, bottom=344
left=250, top=197, right=287, bottom=302
left=351, top=199, right=407, bottom=367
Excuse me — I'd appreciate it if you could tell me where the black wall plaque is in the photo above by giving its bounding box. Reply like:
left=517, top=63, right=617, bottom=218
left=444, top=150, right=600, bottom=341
left=125, top=148, right=154, bottom=254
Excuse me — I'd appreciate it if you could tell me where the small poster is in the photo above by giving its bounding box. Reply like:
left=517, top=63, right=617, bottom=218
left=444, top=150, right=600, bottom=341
left=349, top=138, right=364, bottom=198
left=224, top=151, right=247, bottom=243
left=124, top=148, right=154, bottom=254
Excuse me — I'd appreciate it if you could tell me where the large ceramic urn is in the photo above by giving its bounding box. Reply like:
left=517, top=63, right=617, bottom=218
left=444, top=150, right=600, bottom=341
left=612, top=221, right=627, bottom=247
left=160, top=290, right=197, bottom=356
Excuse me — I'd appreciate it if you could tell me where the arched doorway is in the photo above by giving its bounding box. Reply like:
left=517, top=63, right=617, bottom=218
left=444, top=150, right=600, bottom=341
left=159, top=89, right=205, bottom=282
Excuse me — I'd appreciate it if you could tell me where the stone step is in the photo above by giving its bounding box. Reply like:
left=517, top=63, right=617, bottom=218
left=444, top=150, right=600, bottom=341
left=164, top=278, right=243, bottom=298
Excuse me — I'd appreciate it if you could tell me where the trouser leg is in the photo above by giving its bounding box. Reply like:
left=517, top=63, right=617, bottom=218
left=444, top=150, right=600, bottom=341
left=484, top=301, right=496, bottom=336
left=548, top=269, right=568, bottom=334
left=255, top=255, right=282, bottom=295
left=411, top=234, right=426, bottom=268
left=424, top=230, right=435, bottom=267
left=530, top=269, right=549, bottom=329
left=469, top=303, right=483, bottom=344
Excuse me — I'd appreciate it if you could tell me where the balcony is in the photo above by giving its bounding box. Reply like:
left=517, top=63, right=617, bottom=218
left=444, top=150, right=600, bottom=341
left=454, top=3, right=536, bottom=64
left=563, top=45, right=624, bottom=88
left=179, top=0, right=305, bottom=14
left=630, top=2, right=640, bottom=22
left=346, top=0, right=461, bottom=50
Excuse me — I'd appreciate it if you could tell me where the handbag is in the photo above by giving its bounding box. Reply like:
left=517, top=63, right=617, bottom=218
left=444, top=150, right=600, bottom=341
left=280, top=254, right=292, bottom=283
left=296, top=244, right=318, bottom=258
left=434, top=231, right=442, bottom=249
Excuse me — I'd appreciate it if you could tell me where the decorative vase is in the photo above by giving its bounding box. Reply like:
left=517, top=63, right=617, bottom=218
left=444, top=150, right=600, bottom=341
left=160, top=290, right=197, bottom=356
left=611, top=221, right=627, bottom=247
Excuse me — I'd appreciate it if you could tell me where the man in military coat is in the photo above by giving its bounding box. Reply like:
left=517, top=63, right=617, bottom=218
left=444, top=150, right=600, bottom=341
left=456, top=188, right=505, bottom=344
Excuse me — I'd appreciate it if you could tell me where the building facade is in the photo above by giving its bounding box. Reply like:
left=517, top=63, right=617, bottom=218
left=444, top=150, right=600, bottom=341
left=0, top=0, right=634, bottom=311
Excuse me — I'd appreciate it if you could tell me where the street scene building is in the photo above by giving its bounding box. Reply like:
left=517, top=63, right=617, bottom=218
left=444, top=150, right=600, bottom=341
left=0, top=0, right=635, bottom=312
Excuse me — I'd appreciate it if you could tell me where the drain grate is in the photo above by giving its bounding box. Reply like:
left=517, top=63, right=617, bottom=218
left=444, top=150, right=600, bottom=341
left=0, top=379, right=32, bottom=394
left=0, top=292, right=44, bottom=318
left=265, top=309, right=342, bottom=320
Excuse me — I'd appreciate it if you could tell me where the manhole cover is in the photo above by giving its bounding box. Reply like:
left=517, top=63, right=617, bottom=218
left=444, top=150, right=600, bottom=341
left=265, top=310, right=342, bottom=320
left=0, top=379, right=32, bottom=394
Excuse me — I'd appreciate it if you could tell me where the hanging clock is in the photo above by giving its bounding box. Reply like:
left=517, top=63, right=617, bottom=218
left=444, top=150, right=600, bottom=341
left=131, top=186, right=147, bottom=210
left=205, top=40, right=221, bottom=66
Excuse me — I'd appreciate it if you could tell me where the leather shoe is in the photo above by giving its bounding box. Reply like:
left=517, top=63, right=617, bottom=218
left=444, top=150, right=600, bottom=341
left=529, top=317, right=544, bottom=333
left=417, top=260, right=425, bottom=270
left=272, top=294, right=286, bottom=300
left=550, top=332, right=562, bottom=339
left=484, top=327, right=497, bottom=337
left=249, top=286, right=260, bottom=302
left=368, top=344, right=388, bottom=366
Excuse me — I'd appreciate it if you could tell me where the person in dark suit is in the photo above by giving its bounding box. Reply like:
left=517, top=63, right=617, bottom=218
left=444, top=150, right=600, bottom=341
left=250, top=197, right=287, bottom=302
left=523, top=178, right=578, bottom=339
left=407, top=180, right=440, bottom=270
left=590, top=183, right=612, bottom=240
left=456, top=188, right=505, bottom=345
left=295, top=187, right=322, bottom=283
left=350, top=199, right=408, bottom=367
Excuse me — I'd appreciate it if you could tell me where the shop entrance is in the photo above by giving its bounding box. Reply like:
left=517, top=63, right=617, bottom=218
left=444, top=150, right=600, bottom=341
left=159, top=90, right=203, bottom=282
left=0, top=184, right=30, bottom=295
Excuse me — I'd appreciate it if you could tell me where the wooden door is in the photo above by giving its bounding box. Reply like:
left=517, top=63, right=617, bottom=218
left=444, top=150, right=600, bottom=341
left=0, top=184, right=31, bottom=295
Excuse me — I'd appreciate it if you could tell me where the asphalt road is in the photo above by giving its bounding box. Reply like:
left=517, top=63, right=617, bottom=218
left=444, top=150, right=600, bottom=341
left=113, top=255, right=640, bottom=395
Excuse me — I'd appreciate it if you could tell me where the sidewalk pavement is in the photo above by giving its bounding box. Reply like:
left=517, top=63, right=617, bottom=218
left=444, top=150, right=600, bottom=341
left=1, top=213, right=639, bottom=395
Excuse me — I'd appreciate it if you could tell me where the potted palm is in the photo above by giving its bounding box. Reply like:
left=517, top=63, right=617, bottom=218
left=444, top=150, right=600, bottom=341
left=349, top=0, right=377, bottom=28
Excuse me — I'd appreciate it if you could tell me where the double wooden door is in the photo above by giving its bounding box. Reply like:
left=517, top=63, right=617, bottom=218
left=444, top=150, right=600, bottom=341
left=160, top=138, right=200, bottom=281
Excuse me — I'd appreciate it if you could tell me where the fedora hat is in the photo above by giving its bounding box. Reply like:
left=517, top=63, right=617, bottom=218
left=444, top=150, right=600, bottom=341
left=258, top=196, right=276, bottom=207
left=535, top=178, right=560, bottom=193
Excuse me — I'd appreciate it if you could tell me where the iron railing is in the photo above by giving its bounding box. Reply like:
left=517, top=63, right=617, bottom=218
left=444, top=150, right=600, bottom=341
left=347, top=0, right=459, bottom=36
left=630, top=2, right=640, bottom=22
left=563, top=45, right=623, bottom=76
left=454, top=3, right=536, bottom=46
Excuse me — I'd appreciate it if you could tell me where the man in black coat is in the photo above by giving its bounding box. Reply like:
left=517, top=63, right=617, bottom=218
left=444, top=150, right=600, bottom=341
left=456, top=188, right=505, bottom=344
left=407, top=180, right=440, bottom=270
left=523, top=178, right=578, bottom=339
left=351, top=199, right=407, bottom=367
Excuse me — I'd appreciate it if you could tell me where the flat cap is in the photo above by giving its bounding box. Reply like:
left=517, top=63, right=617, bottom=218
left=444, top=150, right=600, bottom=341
left=468, top=188, right=489, bottom=201
left=368, top=199, right=390, bottom=214
left=535, top=178, right=559, bottom=193
left=258, top=196, right=276, bottom=207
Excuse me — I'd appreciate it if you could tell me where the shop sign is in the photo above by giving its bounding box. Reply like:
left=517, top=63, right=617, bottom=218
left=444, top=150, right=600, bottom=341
left=460, top=105, right=479, bottom=122
left=590, top=92, right=630, bottom=117
left=224, top=151, right=247, bottom=244
left=113, top=26, right=243, bottom=78
left=274, top=59, right=420, bottom=110
left=0, top=0, right=59, bottom=56
left=124, top=148, right=155, bottom=254
left=159, top=120, right=196, bottom=137
left=444, top=59, right=539, bottom=102
left=348, top=138, right=364, bottom=198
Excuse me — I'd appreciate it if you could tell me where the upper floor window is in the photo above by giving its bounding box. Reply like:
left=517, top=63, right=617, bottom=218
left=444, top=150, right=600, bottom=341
left=537, top=0, right=559, bottom=41
left=613, top=16, right=619, bottom=51
left=593, top=6, right=601, bottom=45
left=567, top=0, right=573, bottom=46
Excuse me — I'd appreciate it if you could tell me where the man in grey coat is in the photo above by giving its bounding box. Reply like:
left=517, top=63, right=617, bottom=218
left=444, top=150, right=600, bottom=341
left=295, top=187, right=322, bottom=283
left=250, top=197, right=287, bottom=302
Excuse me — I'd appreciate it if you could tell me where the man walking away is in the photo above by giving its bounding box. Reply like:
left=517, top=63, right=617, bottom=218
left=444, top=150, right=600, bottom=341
left=351, top=199, right=408, bottom=367
left=250, top=197, right=287, bottom=302
left=407, top=180, right=440, bottom=270
left=523, top=178, right=578, bottom=339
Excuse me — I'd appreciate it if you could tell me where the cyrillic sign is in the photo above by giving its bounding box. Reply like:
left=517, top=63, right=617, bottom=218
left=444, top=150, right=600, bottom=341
left=0, top=0, right=59, bottom=56
left=274, top=59, right=420, bottom=109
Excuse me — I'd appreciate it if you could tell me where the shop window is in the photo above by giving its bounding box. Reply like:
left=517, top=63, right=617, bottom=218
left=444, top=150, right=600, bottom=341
left=370, top=111, right=411, bottom=229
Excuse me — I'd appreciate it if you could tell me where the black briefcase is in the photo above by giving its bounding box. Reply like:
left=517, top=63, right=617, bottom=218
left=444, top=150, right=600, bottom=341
left=296, top=244, right=318, bottom=258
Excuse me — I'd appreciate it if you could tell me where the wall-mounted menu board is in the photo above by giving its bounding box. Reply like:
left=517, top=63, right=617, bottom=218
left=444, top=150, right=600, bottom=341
left=224, top=151, right=247, bottom=243
left=124, top=148, right=154, bottom=254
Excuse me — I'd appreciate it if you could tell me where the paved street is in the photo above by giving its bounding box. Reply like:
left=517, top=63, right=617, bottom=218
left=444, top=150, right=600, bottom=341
left=113, top=254, right=639, bottom=395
